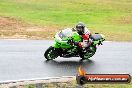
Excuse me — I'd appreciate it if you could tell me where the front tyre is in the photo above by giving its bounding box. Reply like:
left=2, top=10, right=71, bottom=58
left=44, top=46, right=58, bottom=60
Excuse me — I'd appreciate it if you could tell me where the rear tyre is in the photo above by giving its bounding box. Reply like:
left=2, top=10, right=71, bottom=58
left=44, top=46, right=58, bottom=60
left=81, top=46, right=96, bottom=60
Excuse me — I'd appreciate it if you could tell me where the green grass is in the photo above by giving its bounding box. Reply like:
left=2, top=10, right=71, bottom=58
left=1, top=78, right=132, bottom=88
left=0, top=0, right=132, bottom=41
left=21, top=81, right=132, bottom=88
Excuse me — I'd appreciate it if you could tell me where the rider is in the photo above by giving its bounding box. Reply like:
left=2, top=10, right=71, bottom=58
left=74, top=22, right=92, bottom=48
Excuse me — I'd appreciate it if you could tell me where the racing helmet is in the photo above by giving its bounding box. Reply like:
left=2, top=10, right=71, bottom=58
left=76, top=22, right=85, bottom=35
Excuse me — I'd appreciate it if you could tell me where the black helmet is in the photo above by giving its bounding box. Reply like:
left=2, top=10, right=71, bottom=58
left=76, top=22, right=85, bottom=35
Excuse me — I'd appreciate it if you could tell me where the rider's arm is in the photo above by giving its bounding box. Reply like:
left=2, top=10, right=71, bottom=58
left=82, top=32, right=90, bottom=40
left=85, top=27, right=91, bottom=34
left=79, top=29, right=92, bottom=48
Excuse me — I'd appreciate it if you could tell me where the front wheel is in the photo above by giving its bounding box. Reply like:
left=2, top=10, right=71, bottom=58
left=44, top=46, right=58, bottom=60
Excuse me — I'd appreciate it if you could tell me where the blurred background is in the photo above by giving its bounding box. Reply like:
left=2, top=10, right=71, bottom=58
left=0, top=0, right=132, bottom=41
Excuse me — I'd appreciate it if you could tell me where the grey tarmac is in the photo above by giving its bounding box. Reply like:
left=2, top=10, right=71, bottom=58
left=0, top=40, right=132, bottom=82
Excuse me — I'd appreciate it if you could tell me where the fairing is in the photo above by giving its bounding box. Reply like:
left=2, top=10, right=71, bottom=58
left=53, top=29, right=82, bottom=49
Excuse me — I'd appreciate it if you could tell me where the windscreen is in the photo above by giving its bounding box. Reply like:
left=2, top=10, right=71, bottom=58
left=58, top=28, right=73, bottom=39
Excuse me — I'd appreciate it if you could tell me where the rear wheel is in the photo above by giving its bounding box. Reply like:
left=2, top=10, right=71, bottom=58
left=81, top=46, right=96, bottom=60
left=44, top=46, right=58, bottom=60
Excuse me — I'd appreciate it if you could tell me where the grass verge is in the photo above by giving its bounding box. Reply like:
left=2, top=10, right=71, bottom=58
left=8, top=79, right=132, bottom=88
left=0, top=0, right=132, bottom=41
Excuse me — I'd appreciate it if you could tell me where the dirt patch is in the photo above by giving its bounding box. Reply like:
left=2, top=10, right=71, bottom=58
left=0, top=16, right=60, bottom=39
left=0, top=16, right=132, bottom=41
left=0, top=16, right=25, bottom=31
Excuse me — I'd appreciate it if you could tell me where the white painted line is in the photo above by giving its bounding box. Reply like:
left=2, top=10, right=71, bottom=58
left=0, top=76, right=75, bottom=84
left=0, top=39, right=27, bottom=40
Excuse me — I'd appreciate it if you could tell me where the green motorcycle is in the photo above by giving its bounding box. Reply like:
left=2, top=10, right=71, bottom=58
left=44, top=28, right=105, bottom=60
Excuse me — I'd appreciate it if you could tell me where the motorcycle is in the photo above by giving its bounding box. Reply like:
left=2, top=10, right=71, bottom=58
left=44, top=28, right=105, bottom=60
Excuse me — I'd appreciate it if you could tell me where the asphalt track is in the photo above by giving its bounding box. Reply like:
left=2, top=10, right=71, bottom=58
left=0, top=40, right=132, bottom=82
